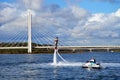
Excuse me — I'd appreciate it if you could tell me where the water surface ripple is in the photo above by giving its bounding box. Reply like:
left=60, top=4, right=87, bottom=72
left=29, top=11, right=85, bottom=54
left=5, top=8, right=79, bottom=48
left=0, top=52, right=120, bottom=80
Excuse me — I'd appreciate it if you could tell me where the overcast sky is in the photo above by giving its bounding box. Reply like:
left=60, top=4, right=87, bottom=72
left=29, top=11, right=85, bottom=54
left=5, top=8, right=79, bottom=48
left=0, top=0, right=120, bottom=46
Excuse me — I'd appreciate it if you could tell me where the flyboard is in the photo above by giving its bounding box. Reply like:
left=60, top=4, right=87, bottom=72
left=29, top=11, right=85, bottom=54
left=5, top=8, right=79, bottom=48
left=52, top=37, right=102, bottom=69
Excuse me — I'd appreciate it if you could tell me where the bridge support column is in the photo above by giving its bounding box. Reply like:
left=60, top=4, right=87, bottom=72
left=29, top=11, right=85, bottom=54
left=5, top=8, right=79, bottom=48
left=28, top=10, right=32, bottom=53
left=107, top=48, right=109, bottom=52
left=89, top=48, right=92, bottom=52
left=72, top=49, right=76, bottom=53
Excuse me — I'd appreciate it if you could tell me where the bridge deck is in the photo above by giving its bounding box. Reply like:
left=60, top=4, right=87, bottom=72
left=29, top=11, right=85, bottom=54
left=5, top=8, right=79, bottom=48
left=0, top=46, right=120, bottom=49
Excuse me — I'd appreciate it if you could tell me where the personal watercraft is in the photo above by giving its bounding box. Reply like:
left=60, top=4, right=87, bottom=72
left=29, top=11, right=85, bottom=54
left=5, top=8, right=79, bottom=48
left=82, top=60, right=102, bottom=69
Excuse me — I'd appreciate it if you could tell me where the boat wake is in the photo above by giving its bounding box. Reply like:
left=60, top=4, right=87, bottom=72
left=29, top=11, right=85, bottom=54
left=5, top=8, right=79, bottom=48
left=19, top=62, right=120, bottom=69
left=51, top=62, right=84, bottom=67
left=101, top=62, right=120, bottom=68
left=19, top=62, right=84, bottom=68
left=51, top=62, right=120, bottom=68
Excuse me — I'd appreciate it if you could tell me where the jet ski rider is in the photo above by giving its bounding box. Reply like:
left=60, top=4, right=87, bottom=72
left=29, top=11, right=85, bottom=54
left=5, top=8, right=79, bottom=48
left=89, top=58, right=96, bottom=65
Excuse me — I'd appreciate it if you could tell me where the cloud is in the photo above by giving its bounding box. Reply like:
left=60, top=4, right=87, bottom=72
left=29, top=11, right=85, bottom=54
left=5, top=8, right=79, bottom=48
left=0, top=2, right=18, bottom=25
left=0, top=1, right=120, bottom=45
left=18, top=0, right=43, bottom=10
left=89, top=0, right=120, bottom=3
left=67, top=8, right=120, bottom=45
left=71, top=6, right=90, bottom=19
left=0, top=7, right=17, bottom=23
left=114, top=9, right=120, bottom=17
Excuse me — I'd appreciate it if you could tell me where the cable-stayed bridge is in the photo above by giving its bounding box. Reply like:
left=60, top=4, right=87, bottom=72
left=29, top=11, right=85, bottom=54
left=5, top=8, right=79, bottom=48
left=0, top=10, right=120, bottom=53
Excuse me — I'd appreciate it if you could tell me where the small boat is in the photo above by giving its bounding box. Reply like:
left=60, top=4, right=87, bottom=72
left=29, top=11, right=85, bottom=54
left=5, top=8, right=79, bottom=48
left=82, top=59, right=102, bottom=69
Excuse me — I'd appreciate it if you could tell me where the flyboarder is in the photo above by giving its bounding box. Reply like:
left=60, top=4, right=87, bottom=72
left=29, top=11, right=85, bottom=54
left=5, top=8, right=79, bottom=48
left=54, top=37, right=58, bottom=49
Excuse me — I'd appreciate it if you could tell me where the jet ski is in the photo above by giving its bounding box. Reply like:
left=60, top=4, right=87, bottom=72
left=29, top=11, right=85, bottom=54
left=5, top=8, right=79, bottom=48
left=82, top=59, right=102, bottom=69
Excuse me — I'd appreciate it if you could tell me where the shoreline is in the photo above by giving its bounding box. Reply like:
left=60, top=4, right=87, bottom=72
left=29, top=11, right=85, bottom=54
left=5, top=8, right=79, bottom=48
left=0, top=49, right=120, bottom=54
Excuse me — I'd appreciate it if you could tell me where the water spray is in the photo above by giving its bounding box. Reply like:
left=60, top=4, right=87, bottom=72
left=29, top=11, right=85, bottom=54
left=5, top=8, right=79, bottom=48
left=53, top=37, right=58, bottom=64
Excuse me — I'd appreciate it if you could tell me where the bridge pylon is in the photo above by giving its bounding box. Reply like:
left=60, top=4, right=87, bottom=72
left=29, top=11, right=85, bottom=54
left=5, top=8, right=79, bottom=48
left=28, top=9, right=32, bottom=53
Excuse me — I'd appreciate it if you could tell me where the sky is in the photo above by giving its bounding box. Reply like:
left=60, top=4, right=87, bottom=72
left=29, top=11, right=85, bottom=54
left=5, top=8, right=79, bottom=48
left=0, top=0, right=120, bottom=46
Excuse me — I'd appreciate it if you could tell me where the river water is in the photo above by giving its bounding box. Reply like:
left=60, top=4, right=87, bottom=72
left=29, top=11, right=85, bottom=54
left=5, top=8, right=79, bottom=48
left=0, top=52, right=120, bottom=80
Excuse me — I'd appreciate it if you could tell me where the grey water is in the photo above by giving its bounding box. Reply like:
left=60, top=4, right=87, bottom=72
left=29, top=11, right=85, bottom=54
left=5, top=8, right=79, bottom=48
left=0, top=52, right=120, bottom=80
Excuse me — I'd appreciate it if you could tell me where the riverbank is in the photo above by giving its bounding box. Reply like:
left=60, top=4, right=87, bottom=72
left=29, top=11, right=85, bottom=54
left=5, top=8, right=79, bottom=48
left=0, top=48, right=73, bottom=54
left=0, top=48, right=120, bottom=54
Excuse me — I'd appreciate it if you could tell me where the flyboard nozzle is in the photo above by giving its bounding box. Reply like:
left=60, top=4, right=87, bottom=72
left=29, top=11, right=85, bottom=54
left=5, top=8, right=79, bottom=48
left=54, top=37, right=58, bottom=50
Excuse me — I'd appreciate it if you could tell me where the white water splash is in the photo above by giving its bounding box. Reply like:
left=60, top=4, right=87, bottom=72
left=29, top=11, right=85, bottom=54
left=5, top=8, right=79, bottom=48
left=51, top=62, right=84, bottom=67
left=53, top=49, right=68, bottom=65
left=19, top=61, right=120, bottom=68
left=101, top=62, right=120, bottom=68
left=53, top=49, right=57, bottom=65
